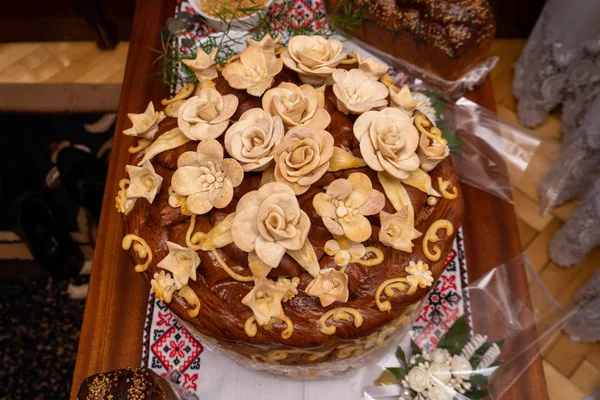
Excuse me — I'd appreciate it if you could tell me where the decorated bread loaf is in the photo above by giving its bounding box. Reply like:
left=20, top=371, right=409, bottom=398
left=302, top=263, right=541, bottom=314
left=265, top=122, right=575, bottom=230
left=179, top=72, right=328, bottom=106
left=117, top=34, right=462, bottom=372
left=325, top=0, right=496, bottom=81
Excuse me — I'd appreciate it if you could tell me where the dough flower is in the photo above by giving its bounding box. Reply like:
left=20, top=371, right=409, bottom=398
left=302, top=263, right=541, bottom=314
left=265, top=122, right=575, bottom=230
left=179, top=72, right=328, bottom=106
left=231, top=182, right=311, bottom=269
left=272, top=126, right=334, bottom=195
left=305, top=268, right=349, bottom=307
left=332, top=68, right=388, bottom=114
left=177, top=88, right=238, bottom=141
left=353, top=107, right=420, bottom=179
left=313, top=172, right=385, bottom=243
left=222, top=45, right=283, bottom=96
left=281, top=35, right=346, bottom=85
left=157, top=241, right=200, bottom=289
left=262, top=82, right=331, bottom=129
left=224, top=108, right=284, bottom=172
left=125, top=160, right=163, bottom=204
left=171, top=139, right=244, bottom=215
left=182, top=48, right=218, bottom=82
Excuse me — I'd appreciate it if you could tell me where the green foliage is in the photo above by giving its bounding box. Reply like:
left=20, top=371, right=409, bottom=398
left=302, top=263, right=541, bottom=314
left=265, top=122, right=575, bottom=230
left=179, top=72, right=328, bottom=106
left=464, top=389, right=490, bottom=400
left=386, top=367, right=408, bottom=381
left=469, top=374, right=489, bottom=388
left=395, top=346, right=408, bottom=367
left=329, top=0, right=365, bottom=33
left=418, top=90, right=463, bottom=153
left=437, top=119, right=463, bottom=152
left=410, top=339, right=421, bottom=356
left=436, top=316, right=470, bottom=355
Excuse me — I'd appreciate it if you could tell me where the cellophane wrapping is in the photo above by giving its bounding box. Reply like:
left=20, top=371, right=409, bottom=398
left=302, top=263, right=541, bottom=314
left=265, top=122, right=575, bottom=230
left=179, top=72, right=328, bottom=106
left=362, top=255, right=577, bottom=400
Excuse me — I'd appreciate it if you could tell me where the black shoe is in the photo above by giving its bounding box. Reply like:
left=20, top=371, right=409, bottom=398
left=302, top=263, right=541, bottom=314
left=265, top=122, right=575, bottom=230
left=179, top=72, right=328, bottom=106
left=16, top=192, right=84, bottom=279
left=56, top=147, right=108, bottom=226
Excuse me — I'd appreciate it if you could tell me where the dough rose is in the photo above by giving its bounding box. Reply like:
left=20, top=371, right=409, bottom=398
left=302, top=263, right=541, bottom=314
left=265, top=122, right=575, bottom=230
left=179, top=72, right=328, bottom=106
left=262, top=82, right=331, bottom=129
left=281, top=35, right=346, bottom=85
left=353, top=107, right=420, bottom=179
left=177, top=88, right=238, bottom=141
left=224, top=108, right=284, bottom=172
left=231, top=182, right=311, bottom=268
left=418, top=133, right=449, bottom=172
left=272, top=126, right=334, bottom=195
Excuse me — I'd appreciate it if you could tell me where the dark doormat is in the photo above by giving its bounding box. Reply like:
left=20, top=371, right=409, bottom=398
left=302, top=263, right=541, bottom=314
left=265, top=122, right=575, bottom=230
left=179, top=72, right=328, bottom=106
left=0, top=278, right=86, bottom=399
left=0, top=111, right=114, bottom=399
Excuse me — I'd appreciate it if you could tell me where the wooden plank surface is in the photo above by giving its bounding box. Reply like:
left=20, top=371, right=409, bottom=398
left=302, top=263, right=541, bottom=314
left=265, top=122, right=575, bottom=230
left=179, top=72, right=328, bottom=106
left=70, top=1, right=548, bottom=398
left=69, top=0, right=173, bottom=397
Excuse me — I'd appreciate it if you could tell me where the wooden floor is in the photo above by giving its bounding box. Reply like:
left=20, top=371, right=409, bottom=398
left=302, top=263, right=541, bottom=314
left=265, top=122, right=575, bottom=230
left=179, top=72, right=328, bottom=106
left=1, top=39, right=599, bottom=399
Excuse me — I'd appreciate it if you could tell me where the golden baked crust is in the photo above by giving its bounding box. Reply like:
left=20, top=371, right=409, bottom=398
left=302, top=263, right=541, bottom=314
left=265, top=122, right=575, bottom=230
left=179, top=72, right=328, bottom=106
left=121, top=64, right=463, bottom=365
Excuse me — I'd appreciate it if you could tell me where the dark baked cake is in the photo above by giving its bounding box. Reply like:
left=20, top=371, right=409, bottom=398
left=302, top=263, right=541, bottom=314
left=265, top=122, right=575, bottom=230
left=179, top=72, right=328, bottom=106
left=116, top=34, right=463, bottom=374
left=77, top=368, right=178, bottom=400
left=326, top=0, right=496, bottom=81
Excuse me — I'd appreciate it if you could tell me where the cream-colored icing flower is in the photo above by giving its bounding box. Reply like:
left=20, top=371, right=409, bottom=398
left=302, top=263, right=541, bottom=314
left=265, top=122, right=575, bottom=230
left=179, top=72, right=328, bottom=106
left=389, top=84, right=424, bottom=117
left=353, top=107, right=420, bottom=179
left=123, top=101, right=165, bottom=140
left=182, top=48, right=218, bottom=82
left=231, top=182, right=311, bottom=268
left=379, top=207, right=422, bottom=252
left=177, top=88, right=238, bottom=141
left=313, top=172, right=385, bottom=243
left=247, top=33, right=281, bottom=54
left=324, top=238, right=366, bottom=267
left=431, top=348, right=451, bottom=365
left=451, top=355, right=473, bottom=378
left=262, top=82, right=331, bottom=130
left=272, top=126, right=334, bottom=195
left=151, top=271, right=177, bottom=303
left=427, top=385, right=453, bottom=400
left=418, top=133, right=449, bottom=172
left=157, top=241, right=201, bottom=289
left=405, top=260, right=433, bottom=288
left=222, top=45, right=283, bottom=97
left=429, top=363, right=452, bottom=384
left=357, top=53, right=388, bottom=81
left=125, top=160, right=163, bottom=204
left=242, top=277, right=289, bottom=326
left=171, top=139, right=244, bottom=215
left=281, top=35, right=346, bottom=85
left=224, top=108, right=284, bottom=172
left=406, top=366, right=431, bottom=392
left=331, top=68, right=388, bottom=114
left=305, top=268, right=349, bottom=307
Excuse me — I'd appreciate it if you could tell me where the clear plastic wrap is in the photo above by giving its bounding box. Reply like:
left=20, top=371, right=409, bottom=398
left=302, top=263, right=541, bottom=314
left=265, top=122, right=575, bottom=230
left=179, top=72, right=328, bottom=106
left=410, top=95, right=562, bottom=205
left=346, top=35, right=499, bottom=99
left=362, top=255, right=577, bottom=400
